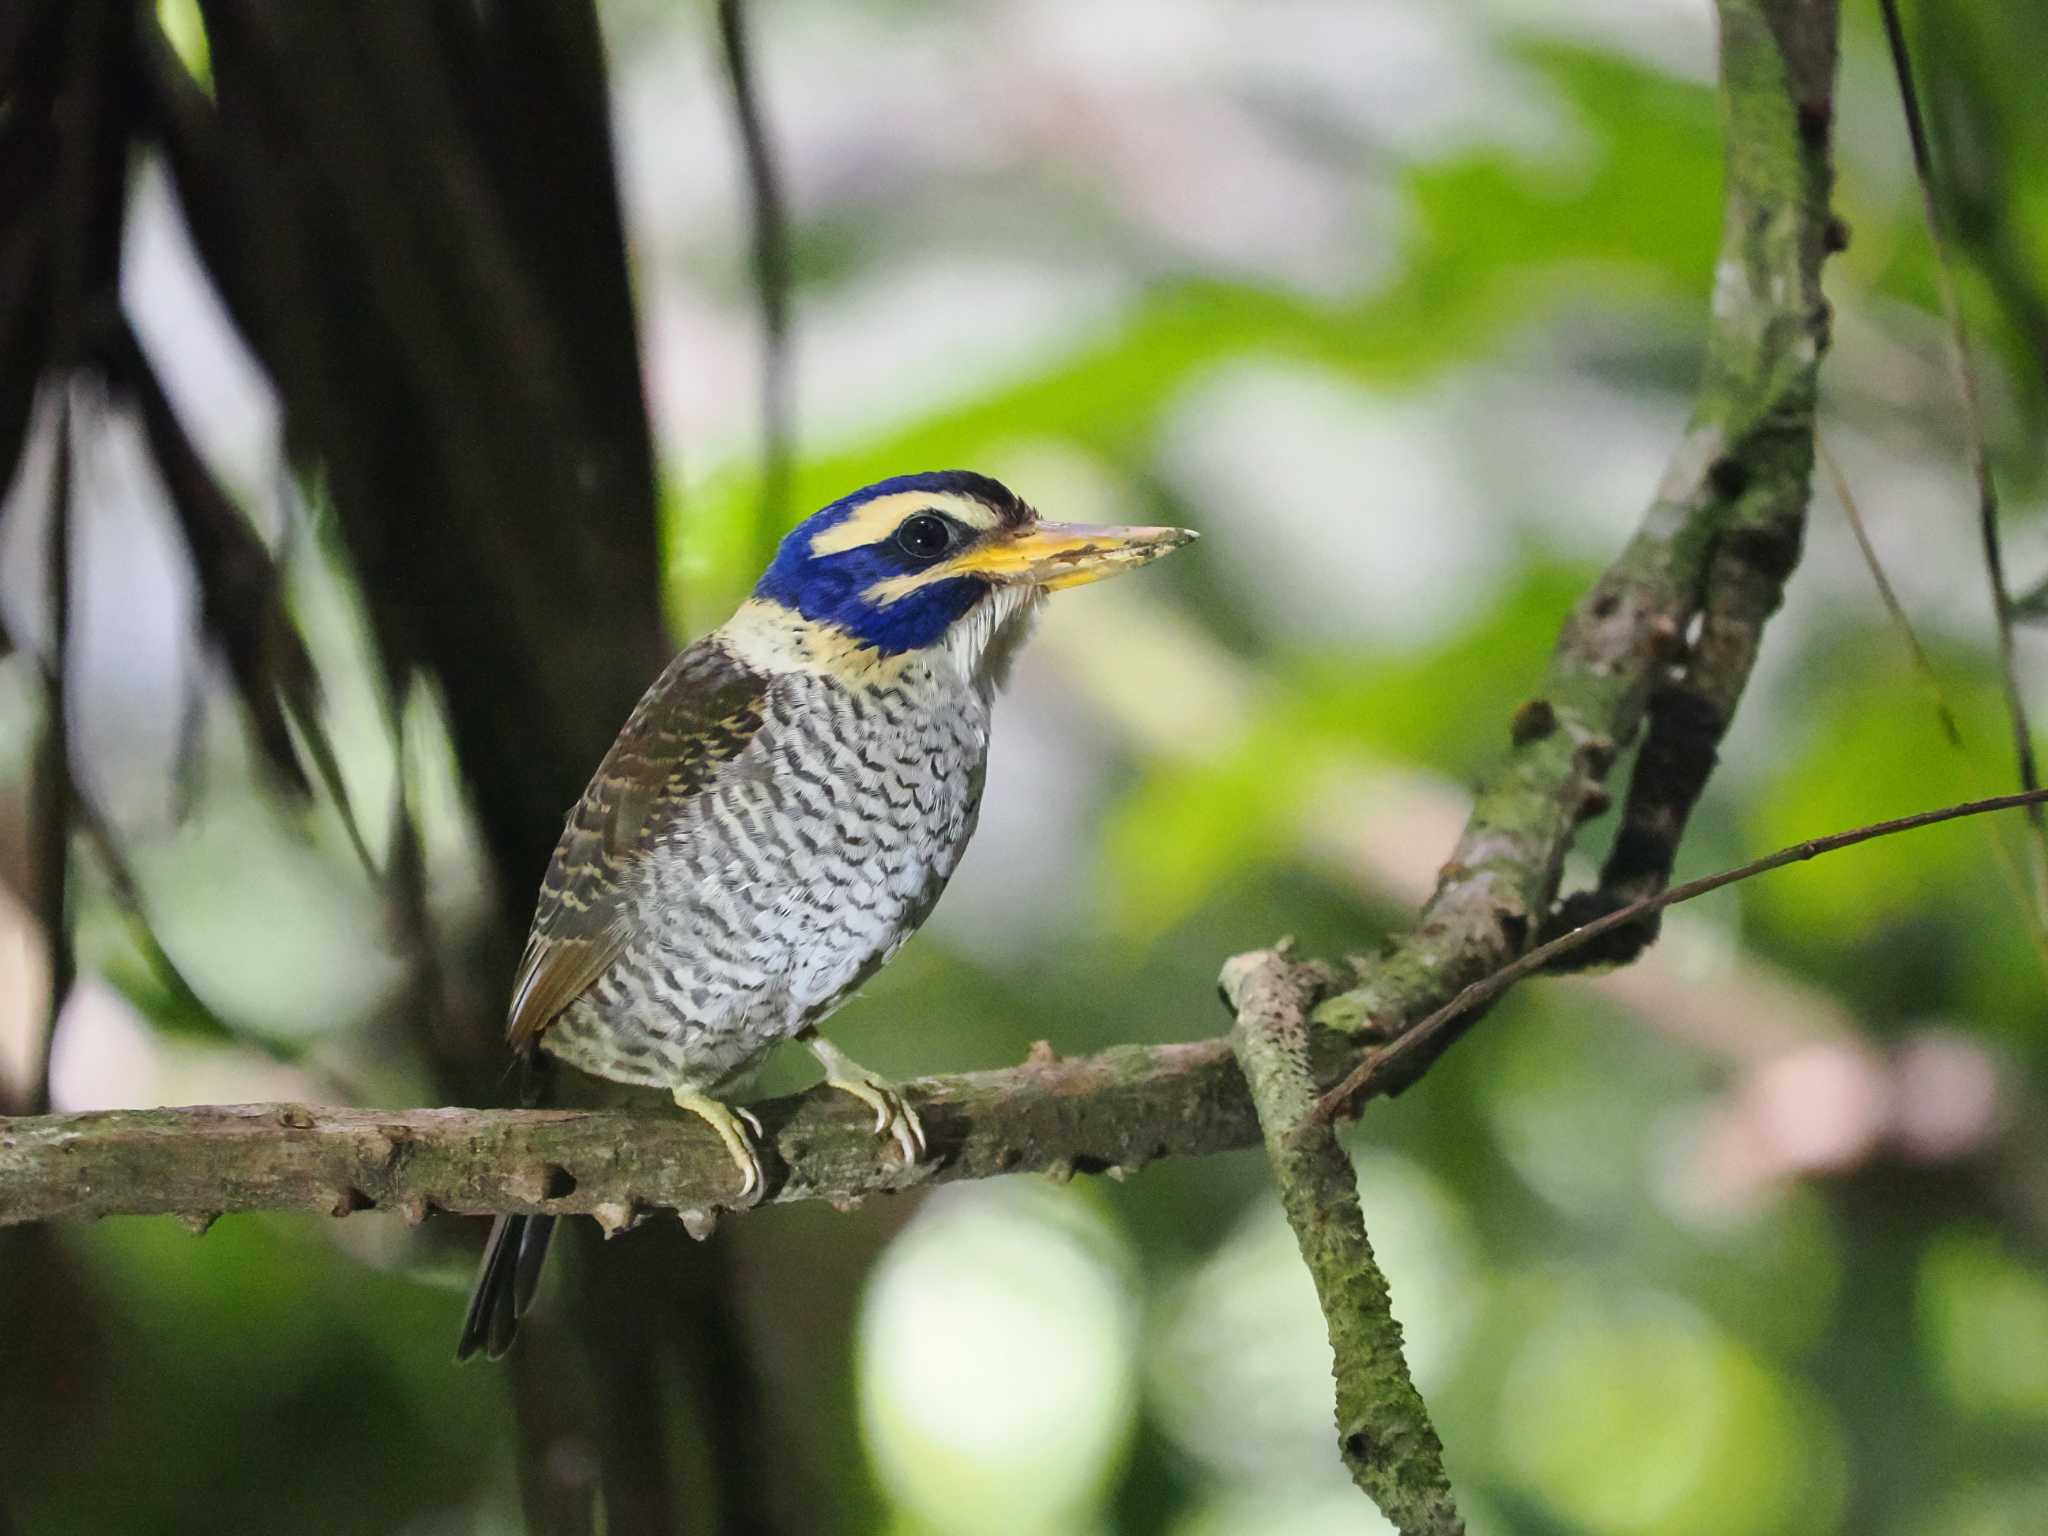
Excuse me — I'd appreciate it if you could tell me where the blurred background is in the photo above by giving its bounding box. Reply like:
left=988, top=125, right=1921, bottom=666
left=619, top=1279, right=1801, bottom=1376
left=3, top=1, right=2047, bottom=1533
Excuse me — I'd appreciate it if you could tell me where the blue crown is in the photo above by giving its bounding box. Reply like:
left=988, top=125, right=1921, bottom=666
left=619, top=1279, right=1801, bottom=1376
left=753, top=473, right=1020, bottom=655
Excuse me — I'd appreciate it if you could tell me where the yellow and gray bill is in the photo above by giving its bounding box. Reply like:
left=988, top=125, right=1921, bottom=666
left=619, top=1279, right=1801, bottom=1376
left=947, top=521, right=1198, bottom=590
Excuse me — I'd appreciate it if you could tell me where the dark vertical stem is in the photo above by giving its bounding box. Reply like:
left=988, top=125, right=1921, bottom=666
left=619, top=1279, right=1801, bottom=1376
left=678, top=1239, right=783, bottom=1536
left=24, top=0, right=106, bottom=1123
left=564, top=1220, right=790, bottom=1536
left=571, top=1224, right=681, bottom=1536
left=24, top=398, right=69, bottom=1118
left=507, top=1320, right=601, bottom=1536
left=384, top=700, right=457, bottom=1073
left=715, top=0, right=794, bottom=561
left=1877, top=0, right=2048, bottom=903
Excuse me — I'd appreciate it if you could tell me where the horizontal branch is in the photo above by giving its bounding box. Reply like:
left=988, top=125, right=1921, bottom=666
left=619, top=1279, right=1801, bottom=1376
left=0, top=1042, right=1257, bottom=1228
left=8, top=778, right=2024, bottom=1231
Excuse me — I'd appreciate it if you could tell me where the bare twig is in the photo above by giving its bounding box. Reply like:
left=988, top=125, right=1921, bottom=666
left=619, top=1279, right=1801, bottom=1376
left=1877, top=0, right=2048, bottom=904
left=716, top=0, right=795, bottom=559
left=25, top=395, right=72, bottom=1119
left=1320, top=786, right=2048, bottom=1120
left=1821, top=437, right=1964, bottom=751
left=1819, top=436, right=2048, bottom=968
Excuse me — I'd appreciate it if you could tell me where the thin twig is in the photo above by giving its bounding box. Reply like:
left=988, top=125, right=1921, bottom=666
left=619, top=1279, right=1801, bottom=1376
left=1319, top=786, right=2048, bottom=1121
left=1819, top=435, right=2048, bottom=970
left=26, top=395, right=73, bottom=1118
left=1821, top=437, right=1964, bottom=749
left=1877, top=0, right=2048, bottom=906
left=715, top=0, right=795, bottom=562
left=69, top=797, right=376, bottom=1105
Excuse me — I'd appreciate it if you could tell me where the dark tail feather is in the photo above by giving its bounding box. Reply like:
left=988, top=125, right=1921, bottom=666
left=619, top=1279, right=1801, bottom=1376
left=457, top=1051, right=556, bottom=1362
left=512, top=1213, right=556, bottom=1315
left=457, top=1213, right=557, bottom=1361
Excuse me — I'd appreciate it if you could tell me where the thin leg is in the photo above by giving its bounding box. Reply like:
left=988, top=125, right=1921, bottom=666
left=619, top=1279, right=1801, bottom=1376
left=672, top=1088, right=768, bottom=1204
left=802, top=1031, right=927, bottom=1165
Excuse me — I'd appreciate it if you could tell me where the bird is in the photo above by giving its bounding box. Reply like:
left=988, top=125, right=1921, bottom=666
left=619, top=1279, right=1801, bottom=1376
left=458, top=470, right=1194, bottom=1358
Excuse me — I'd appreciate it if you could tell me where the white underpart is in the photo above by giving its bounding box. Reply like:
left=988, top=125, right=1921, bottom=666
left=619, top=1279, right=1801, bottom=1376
left=940, top=583, right=1044, bottom=698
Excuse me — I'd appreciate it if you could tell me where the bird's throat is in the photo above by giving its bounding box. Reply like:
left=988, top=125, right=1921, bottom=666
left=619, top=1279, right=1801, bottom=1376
left=719, top=589, right=1041, bottom=695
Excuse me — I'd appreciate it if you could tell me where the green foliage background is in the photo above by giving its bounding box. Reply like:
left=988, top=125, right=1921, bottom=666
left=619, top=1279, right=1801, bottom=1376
left=6, top=2, right=2048, bottom=1534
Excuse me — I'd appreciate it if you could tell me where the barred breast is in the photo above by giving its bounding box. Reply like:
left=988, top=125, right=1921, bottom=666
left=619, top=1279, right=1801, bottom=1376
left=540, top=657, right=991, bottom=1092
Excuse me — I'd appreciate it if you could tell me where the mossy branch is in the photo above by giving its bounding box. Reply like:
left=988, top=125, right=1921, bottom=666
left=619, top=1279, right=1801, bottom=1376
left=1220, top=1, right=1839, bottom=1526
left=1223, top=950, right=1462, bottom=1536
left=0, top=1045, right=1257, bottom=1229
left=1312, top=0, right=1839, bottom=1076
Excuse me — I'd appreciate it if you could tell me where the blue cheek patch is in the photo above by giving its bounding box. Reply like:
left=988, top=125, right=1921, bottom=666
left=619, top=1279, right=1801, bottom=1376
left=847, top=576, right=984, bottom=653
left=755, top=530, right=983, bottom=655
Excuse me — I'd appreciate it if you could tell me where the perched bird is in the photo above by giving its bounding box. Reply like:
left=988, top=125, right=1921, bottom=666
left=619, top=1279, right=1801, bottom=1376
left=459, top=471, right=1193, bottom=1358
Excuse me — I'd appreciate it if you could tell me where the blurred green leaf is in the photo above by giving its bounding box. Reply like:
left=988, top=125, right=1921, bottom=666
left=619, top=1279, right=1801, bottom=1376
left=672, top=47, right=1721, bottom=624
left=1918, top=1228, right=2048, bottom=1424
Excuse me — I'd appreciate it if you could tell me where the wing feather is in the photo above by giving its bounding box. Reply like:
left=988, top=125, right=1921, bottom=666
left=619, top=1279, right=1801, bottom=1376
left=506, top=637, right=771, bottom=1049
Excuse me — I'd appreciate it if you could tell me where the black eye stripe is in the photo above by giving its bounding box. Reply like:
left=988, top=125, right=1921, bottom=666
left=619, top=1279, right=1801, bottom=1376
left=895, top=511, right=958, bottom=561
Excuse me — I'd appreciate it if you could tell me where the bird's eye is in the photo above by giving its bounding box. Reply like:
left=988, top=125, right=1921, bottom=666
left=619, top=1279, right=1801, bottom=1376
left=895, top=512, right=956, bottom=561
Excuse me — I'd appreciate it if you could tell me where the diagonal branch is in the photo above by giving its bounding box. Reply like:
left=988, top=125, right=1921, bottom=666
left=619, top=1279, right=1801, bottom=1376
left=1214, top=1, right=1838, bottom=1520
left=1314, top=0, right=1839, bottom=1068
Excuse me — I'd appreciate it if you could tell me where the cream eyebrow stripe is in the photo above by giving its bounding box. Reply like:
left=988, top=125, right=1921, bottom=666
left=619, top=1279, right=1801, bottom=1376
left=862, top=567, right=956, bottom=605
left=806, top=491, right=1000, bottom=556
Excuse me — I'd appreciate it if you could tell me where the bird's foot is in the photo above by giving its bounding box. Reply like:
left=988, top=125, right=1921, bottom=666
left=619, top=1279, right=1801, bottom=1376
left=671, top=1089, right=768, bottom=1205
left=805, top=1035, right=927, bottom=1166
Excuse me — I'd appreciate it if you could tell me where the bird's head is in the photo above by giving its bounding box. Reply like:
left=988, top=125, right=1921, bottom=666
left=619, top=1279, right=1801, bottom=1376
left=738, top=471, right=1194, bottom=681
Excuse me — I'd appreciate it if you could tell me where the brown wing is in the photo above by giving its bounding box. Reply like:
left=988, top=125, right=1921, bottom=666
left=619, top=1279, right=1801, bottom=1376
left=506, top=637, right=771, bottom=1049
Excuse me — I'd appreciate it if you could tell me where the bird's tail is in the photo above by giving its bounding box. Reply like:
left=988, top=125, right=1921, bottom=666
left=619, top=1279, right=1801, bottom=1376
left=456, top=1210, right=556, bottom=1361
left=456, top=1050, right=555, bottom=1362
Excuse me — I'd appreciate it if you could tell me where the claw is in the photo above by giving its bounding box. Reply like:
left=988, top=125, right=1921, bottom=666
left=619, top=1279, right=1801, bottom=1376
left=671, top=1090, right=768, bottom=1205
left=806, top=1034, right=928, bottom=1168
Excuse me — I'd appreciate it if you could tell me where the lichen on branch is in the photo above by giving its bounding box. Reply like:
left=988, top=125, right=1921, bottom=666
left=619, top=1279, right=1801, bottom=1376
left=1223, top=950, right=1463, bottom=1536
left=1313, top=0, right=1841, bottom=1083
left=0, top=1044, right=1259, bottom=1228
left=1216, top=2, right=1841, bottom=1527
